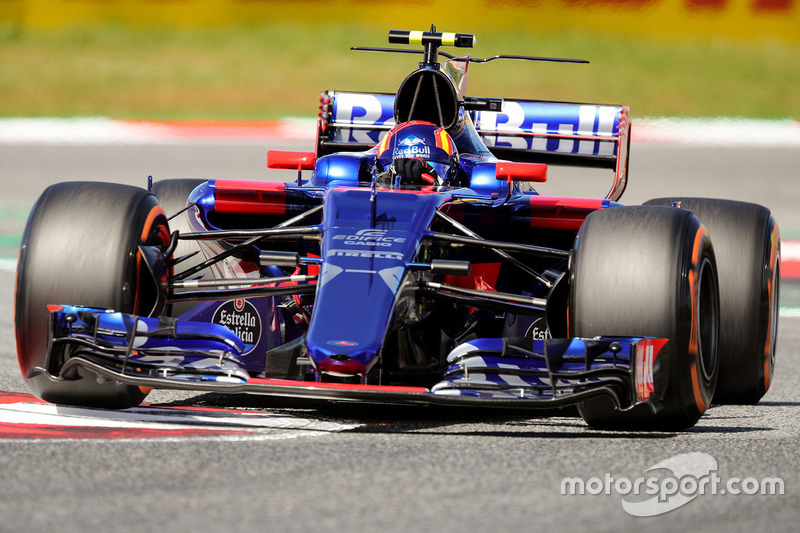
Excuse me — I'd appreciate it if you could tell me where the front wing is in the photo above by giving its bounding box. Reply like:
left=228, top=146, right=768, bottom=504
left=34, top=306, right=668, bottom=412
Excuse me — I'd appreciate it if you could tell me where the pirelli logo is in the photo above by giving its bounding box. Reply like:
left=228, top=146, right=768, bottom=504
left=329, top=249, right=404, bottom=260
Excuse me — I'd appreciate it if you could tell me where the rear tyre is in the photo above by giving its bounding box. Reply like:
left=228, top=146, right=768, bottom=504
left=571, top=206, right=719, bottom=430
left=15, top=182, right=170, bottom=408
left=644, top=198, right=780, bottom=404
left=151, top=179, right=206, bottom=317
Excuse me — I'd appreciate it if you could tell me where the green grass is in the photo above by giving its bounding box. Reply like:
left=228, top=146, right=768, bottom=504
left=0, top=23, right=798, bottom=119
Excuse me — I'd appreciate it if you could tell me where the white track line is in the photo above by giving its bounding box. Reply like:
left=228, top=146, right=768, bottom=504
left=1, top=117, right=799, bottom=147
left=0, top=258, right=16, bottom=272
left=634, top=117, right=800, bottom=148
left=0, top=117, right=315, bottom=144
left=0, top=399, right=359, bottom=441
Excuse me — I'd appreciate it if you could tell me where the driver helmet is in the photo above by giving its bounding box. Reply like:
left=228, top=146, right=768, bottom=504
left=375, top=121, right=459, bottom=184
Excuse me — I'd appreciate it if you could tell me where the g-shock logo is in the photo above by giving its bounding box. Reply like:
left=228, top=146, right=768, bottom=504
left=333, top=229, right=407, bottom=247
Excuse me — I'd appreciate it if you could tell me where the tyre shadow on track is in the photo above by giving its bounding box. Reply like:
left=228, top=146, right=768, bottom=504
left=151, top=392, right=775, bottom=439
left=756, top=401, right=800, bottom=407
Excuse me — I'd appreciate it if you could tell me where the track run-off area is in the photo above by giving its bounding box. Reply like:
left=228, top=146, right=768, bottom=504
left=0, top=119, right=798, bottom=532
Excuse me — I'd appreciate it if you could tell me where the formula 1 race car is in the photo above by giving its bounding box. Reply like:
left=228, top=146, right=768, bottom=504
left=15, top=28, right=781, bottom=430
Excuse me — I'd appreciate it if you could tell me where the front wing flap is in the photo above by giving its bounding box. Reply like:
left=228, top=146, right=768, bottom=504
left=42, top=305, right=250, bottom=384
left=433, top=337, right=669, bottom=411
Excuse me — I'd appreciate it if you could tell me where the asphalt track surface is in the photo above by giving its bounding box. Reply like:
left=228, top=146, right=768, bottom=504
left=0, top=141, right=798, bottom=532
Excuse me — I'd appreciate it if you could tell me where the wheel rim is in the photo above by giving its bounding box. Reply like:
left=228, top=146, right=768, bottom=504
left=697, top=257, right=719, bottom=381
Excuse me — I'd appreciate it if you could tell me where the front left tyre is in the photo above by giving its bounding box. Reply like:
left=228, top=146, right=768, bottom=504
left=15, top=182, right=170, bottom=408
left=570, top=205, right=720, bottom=430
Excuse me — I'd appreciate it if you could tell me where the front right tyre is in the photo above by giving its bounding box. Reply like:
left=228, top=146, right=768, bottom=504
left=644, top=198, right=780, bottom=404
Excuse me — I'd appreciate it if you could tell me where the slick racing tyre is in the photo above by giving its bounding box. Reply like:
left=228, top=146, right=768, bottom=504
left=645, top=198, right=780, bottom=404
left=15, top=182, right=170, bottom=408
left=151, top=179, right=206, bottom=317
left=570, top=206, right=720, bottom=430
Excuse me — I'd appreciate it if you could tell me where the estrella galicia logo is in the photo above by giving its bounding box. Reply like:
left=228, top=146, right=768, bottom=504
left=213, top=298, right=262, bottom=353
left=526, top=317, right=552, bottom=340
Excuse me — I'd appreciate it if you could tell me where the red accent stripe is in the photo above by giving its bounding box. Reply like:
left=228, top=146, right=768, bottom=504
left=0, top=424, right=249, bottom=440
left=118, top=119, right=294, bottom=140
left=331, top=186, right=439, bottom=196
left=0, top=392, right=254, bottom=440
left=782, top=239, right=800, bottom=279
left=528, top=196, right=605, bottom=208
left=528, top=196, right=605, bottom=230
left=213, top=180, right=287, bottom=192
left=782, top=260, right=800, bottom=279
left=0, top=392, right=45, bottom=405
left=213, top=180, right=287, bottom=215
left=247, top=377, right=428, bottom=394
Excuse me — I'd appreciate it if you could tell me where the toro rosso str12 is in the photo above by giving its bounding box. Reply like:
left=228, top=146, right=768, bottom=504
left=15, top=28, right=780, bottom=430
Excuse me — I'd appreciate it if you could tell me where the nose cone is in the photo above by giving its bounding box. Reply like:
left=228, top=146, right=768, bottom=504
left=305, top=261, right=407, bottom=376
left=305, top=187, right=446, bottom=378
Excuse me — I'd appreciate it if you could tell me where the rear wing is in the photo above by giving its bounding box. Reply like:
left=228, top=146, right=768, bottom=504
left=316, top=91, right=630, bottom=201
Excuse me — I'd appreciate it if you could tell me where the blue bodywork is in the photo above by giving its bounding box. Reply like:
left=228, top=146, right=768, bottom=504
left=38, top=31, right=664, bottom=411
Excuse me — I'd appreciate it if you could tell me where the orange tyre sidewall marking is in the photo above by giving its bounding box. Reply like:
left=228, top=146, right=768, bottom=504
left=688, top=225, right=709, bottom=413
left=134, top=204, right=168, bottom=316
left=690, top=362, right=707, bottom=413
left=763, top=223, right=780, bottom=391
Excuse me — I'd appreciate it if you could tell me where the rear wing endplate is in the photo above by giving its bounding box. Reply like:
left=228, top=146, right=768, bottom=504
left=317, top=91, right=631, bottom=201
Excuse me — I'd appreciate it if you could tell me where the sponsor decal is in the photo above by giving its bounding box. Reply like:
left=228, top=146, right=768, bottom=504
left=332, top=228, right=407, bottom=248
left=526, top=317, right=552, bottom=340
left=476, top=102, right=620, bottom=156
left=212, top=298, right=262, bottom=352
left=329, top=249, right=404, bottom=260
left=399, top=136, right=425, bottom=147
left=394, top=135, right=431, bottom=159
